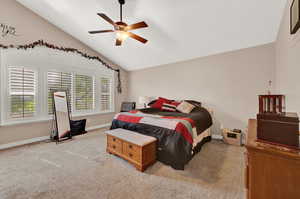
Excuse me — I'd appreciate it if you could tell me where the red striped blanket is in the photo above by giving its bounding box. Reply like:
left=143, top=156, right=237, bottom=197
left=113, top=110, right=195, bottom=144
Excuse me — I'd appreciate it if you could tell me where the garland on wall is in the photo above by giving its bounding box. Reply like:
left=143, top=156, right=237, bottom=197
left=0, top=40, right=122, bottom=93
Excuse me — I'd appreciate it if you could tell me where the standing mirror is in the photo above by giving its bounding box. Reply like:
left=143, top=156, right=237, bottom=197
left=52, top=90, right=72, bottom=142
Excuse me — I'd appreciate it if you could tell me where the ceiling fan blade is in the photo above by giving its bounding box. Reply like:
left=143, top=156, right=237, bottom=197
left=125, top=21, right=148, bottom=31
left=116, top=38, right=122, bottom=46
left=127, top=32, right=148, bottom=44
left=88, top=30, right=114, bottom=34
left=97, top=13, right=116, bottom=27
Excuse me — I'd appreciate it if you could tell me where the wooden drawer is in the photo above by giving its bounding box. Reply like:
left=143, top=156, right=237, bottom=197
left=123, top=142, right=141, bottom=162
left=107, top=135, right=122, bottom=154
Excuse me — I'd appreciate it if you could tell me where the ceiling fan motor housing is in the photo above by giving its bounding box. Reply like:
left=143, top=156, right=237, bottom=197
left=119, top=0, right=125, bottom=5
left=115, top=22, right=127, bottom=31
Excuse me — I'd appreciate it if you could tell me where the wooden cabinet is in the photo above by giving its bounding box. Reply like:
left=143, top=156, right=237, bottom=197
left=245, top=119, right=300, bottom=199
left=106, top=129, right=157, bottom=172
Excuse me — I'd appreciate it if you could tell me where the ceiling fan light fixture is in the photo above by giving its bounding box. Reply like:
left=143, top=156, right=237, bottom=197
left=116, top=31, right=129, bottom=41
left=88, top=0, right=148, bottom=46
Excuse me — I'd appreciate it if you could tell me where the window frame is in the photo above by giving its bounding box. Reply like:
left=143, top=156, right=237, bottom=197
left=0, top=61, right=115, bottom=126
left=46, top=70, right=73, bottom=115
left=7, top=66, right=38, bottom=120
left=99, top=75, right=114, bottom=113
left=73, top=73, right=95, bottom=114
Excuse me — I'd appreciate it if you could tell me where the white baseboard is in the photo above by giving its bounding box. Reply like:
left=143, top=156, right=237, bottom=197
left=0, top=123, right=111, bottom=151
left=0, top=136, right=49, bottom=151
left=86, top=123, right=111, bottom=131
left=212, top=134, right=223, bottom=140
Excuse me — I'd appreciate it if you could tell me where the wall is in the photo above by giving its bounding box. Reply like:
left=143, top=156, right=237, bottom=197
left=128, top=44, right=275, bottom=135
left=0, top=0, right=128, bottom=145
left=275, top=0, right=300, bottom=115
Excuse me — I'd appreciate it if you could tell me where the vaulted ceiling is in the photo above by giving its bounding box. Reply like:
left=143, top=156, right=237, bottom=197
left=17, top=0, right=287, bottom=71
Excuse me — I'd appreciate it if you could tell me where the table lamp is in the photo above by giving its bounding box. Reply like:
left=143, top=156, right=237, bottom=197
left=139, top=96, right=150, bottom=108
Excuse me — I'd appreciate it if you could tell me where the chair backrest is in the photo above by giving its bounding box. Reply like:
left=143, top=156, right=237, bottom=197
left=121, top=102, right=136, bottom=112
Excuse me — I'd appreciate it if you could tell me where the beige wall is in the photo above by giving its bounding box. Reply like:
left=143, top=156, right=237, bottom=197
left=128, top=44, right=276, bottom=135
left=275, top=0, right=300, bottom=115
left=0, top=0, right=128, bottom=145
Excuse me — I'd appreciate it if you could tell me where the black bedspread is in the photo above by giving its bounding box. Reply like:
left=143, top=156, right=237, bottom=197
left=110, top=107, right=213, bottom=170
left=138, top=107, right=212, bottom=135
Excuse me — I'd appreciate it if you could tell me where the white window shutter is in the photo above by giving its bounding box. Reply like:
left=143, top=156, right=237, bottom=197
left=100, top=77, right=112, bottom=111
left=8, top=66, right=37, bottom=119
left=75, top=74, right=94, bottom=111
left=47, top=71, right=72, bottom=114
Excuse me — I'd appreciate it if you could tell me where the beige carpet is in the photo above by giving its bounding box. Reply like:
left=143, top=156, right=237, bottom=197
left=0, top=129, right=245, bottom=199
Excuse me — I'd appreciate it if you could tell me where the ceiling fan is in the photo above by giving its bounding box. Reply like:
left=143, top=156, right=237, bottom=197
left=89, top=0, right=148, bottom=46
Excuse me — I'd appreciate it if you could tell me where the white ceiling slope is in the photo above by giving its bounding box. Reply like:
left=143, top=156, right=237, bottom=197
left=17, top=0, right=287, bottom=71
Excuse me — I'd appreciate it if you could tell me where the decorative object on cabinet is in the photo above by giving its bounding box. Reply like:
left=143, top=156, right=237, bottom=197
left=258, top=95, right=285, bottom=114
left=222, top=128, right=242, bottom=146
left=245, top=119, right=300, bottom=199
left=291, top=0, right=300, bottom=34
left=106, top=128, right=157, bottom=172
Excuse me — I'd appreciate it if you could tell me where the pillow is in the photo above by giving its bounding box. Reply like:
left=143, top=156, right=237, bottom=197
left=185, top=100, right=201, bottom=108
left=170, top=101, right=181, bottom=107
left=161, top=103, right=177, bottom=112
left=176, top=101, right=195, bottom=114
left=150, top=97, right=172, bottom=109
left=147, top=100, right=157, bottom=106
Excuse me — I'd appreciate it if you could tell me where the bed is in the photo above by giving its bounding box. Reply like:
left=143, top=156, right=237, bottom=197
left=110, top=104, right=213, bottom=170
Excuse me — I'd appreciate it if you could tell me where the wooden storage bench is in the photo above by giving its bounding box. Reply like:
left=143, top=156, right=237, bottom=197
left=106, top=128, right=157, bottom=172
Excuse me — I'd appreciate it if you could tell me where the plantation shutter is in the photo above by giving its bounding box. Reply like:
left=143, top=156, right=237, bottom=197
left=47, top=71, right=72, bottom=114
left=100, top=77, right=112, bottom=111
left=75, top=74, right=94, bottom=111
left=8, top=66, right=37, bottom=118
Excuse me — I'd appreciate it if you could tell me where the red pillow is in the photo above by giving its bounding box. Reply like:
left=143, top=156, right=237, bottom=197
left=150, top=97, right=172, bottom=109
left=170, top=101, right=181, bottom=107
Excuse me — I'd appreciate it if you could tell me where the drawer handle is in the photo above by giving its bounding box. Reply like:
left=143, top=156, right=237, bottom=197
left=129, top=145, right=133, bottom=149
left=113, top=138, right=116, bottom=142
left=112, top=145, right=116, bottom=149
left=129, top=153, right=133, bottom=157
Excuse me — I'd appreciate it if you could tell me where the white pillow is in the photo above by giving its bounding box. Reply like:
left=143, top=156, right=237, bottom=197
left=176, top=101, right=195, bottom=114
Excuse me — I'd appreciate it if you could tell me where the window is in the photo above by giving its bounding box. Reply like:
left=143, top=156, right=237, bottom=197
left=1, top=49, right=115, bottom=125
left=100, top=77, right=112, bottom=111
left=47, top=71, right=72, bottom=114
left=8, top=66, right=37, bottom=119
left=74, top=74, right=94, bottom=111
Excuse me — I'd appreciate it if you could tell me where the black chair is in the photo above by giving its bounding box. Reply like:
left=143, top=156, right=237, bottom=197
left=121, top=102, right=136, bottom=112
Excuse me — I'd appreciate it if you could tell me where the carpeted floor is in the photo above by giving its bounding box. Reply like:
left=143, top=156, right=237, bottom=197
left=0, top=129, right=246, bottom=199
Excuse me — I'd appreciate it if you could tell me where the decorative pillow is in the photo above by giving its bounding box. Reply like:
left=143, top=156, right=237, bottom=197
left=161, top=103, right=177, bottom=112
left=170, top=101, right=181, bottom=107
left=185, top=100, right=202, bottom=108
left=147, top=100, right=157, bottom=106
left=150, top=97, right=172, bottom=109
left=176, top=101, right=195, bottom=114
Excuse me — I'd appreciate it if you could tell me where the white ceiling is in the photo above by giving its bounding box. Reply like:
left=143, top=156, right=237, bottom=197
left=17, top=0, right=287, bottom=71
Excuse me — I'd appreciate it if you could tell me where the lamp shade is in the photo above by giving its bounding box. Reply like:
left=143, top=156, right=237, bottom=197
left=139, top=96, right=151, bottom=104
